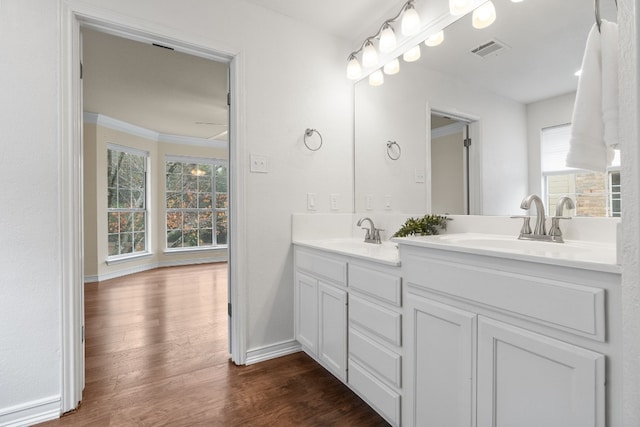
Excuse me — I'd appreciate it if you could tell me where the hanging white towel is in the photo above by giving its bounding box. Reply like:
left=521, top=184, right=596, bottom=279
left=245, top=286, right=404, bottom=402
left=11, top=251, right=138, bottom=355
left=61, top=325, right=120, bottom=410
left=566, top=20, right=618, bottom=172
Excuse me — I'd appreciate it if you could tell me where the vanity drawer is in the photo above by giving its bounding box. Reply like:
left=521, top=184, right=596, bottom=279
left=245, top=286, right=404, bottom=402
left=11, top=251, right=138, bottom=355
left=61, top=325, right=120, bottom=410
left=348, top=359, right=401, bottom=426
left=295, top=248, right=347, bottom=286
left=349, top=295, right=402, bottom=346
left=349, top=328, right=402, bottom=388
left=349, top=264, right=402, bottom=306
left=404, top=254, right=605, bottom=341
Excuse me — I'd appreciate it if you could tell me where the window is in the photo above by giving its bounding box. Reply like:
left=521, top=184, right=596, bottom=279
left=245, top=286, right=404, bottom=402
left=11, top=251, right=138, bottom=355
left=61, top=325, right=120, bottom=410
left=107, top=145, right=148, bottom=257
left=165, top=156, right=228, bottom=249
left=541, top=124, right=621, bottom=217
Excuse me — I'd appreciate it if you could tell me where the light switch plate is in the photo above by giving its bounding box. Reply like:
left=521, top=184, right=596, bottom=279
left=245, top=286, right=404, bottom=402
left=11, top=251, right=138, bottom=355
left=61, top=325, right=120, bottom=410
left=250, top=154, right=268, bottom=173
left=330, top=194, right=339, bottom=211
left=307, top=193, right=317, bottom=211
left=415, top=169, right=425, bottom=183
left=366, top=195, right=374, bottom=211
left=384, top=195, right=392, bottom=210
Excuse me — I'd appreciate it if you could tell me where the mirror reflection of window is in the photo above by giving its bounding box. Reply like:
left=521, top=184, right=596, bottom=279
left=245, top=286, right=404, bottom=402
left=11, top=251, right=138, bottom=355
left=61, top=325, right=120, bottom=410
left=541, top=124, right=621, bottom=217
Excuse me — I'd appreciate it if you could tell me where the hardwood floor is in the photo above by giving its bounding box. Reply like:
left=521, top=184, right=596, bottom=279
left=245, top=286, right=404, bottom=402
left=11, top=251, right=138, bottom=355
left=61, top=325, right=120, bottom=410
left=38, top=264, right=388, bottom=426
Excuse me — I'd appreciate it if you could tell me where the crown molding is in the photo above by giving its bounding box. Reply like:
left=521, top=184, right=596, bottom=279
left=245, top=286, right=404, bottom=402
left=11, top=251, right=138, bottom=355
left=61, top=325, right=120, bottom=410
left=83, top=112, right=226, bottom=148
left=431, top=121, right=466, bottom=139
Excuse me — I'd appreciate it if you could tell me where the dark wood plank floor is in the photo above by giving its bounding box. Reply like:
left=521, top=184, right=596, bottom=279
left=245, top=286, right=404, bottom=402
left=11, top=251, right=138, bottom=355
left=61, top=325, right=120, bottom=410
left=38, top=263, right=388, bottom=426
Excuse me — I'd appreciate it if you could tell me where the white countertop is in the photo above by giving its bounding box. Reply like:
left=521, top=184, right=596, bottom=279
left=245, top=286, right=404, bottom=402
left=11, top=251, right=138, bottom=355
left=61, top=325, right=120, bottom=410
left=393, top=233, right=621, bottom=274
left=293, top=238, right=401, bottom=266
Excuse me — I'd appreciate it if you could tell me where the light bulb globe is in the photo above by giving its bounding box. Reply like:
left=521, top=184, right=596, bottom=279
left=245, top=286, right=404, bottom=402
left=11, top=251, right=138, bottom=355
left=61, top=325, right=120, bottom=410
left=384, top=58, right=400, bottom=75
left=425, top=30, right=444, bottom=47
left=362, top=40, right=378, bottom=68
left=403, top=45, right=421, bottom=62
left=379, top=24, right=397, bottom=53
left=472, top=1, right=496, bottom=29
left=369, top=69, right=384, bottom=86
left=401, top=5, right=421, bottom=36
left=347, top=56, right=362, bottom=80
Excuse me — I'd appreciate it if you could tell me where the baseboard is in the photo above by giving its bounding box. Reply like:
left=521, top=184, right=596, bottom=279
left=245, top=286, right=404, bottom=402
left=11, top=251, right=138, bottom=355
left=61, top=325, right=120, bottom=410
left=245, top=339, right=302, bottom=365
left=84, top=257, right=228, bottom=283
left=0, top=396, right=60, bottom=427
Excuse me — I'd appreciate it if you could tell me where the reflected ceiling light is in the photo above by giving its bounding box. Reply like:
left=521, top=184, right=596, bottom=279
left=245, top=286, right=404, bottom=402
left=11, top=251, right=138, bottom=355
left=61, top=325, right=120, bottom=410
left=369, top=69, right=384, bottom=86
left=362, top=40, right=378, bottom=68
left=574, top=69, right=582, bottom=77
left=347, top=54, right=362, bottom=80
left=401, top=2, right=421, bottom=36
left=384, top=58, right=400, bottom=75
left=449, top=0, right=474, bottom=16
left=379, top=23, right=397, bottom=53
left=472, top=1, right=497, bottom=29
left=403, top=45, right=421, bottom=62
left=425, top=30, right=445, bottom=47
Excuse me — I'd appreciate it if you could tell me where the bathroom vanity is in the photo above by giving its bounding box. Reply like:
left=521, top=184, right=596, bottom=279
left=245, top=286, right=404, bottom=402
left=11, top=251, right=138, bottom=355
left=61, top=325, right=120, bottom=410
left=293, top=226, right=620, bottom=427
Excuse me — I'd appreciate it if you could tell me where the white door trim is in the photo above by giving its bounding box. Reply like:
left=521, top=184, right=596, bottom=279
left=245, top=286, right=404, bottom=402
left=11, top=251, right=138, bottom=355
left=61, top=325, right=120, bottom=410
left=60, top=1, right=248, bottom=414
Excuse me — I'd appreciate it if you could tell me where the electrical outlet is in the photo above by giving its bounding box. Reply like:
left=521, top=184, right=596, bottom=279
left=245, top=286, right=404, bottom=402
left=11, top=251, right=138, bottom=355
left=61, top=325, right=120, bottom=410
left=307, top=193, right=317, bottom=210
left=330, top=194, right=339, bottom=211
left=366, top=195, right=374, bottom=211
left=250, top=154, right=268, bottom=173
left=415, top=169, right=425, bottom=183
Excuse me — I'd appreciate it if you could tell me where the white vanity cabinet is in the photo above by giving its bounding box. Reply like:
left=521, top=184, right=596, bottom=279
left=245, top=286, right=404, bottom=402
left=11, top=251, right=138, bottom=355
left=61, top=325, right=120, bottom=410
left=293, top=244, right=403, bottom=426
left=294, top=247, right=348, bottom=382
left=347, top=261, right=403, bottom=426
left=399, top=243, right=620, bottom=427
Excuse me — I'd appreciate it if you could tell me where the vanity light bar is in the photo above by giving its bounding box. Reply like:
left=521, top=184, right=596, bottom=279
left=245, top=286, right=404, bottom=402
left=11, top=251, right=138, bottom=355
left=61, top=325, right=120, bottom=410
left=345, top=0, right=420, bottom=82
left=347, top=0, right=519, bottom=86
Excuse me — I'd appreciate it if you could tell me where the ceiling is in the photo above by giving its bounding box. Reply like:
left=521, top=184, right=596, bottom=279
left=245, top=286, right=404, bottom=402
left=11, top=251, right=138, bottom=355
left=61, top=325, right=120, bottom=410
left=82, top=0, right=618, bottom=138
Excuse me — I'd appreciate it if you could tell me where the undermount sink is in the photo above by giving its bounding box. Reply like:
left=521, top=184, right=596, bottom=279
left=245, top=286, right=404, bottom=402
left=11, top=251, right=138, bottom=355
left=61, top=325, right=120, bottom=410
left=394, top=232, right=618, bottom=272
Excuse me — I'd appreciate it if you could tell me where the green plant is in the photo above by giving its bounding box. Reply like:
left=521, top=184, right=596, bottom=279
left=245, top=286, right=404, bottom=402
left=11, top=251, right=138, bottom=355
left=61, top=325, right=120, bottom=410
left=392, top=214, right=451, bottom=238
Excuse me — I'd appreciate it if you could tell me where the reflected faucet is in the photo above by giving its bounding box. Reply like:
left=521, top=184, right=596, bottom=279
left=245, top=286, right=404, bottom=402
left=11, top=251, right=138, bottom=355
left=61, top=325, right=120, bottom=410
left=357, top=217, right=382, bottom=244
left=520, top=194, right=547, bottom=236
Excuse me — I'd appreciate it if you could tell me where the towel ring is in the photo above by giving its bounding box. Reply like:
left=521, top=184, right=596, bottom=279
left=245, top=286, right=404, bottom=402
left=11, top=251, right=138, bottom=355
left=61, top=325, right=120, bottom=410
left=304, top=128, right=323, bottom=151
left=386, top=140, right=401, bottom=160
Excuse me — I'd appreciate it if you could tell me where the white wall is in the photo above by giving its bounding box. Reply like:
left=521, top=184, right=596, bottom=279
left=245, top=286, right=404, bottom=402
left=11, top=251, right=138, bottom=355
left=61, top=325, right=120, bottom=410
left=526, top=92, right=576, bottom=197
left=355, top=60, right=528, bottom=216
left=0, top=0, right=353, bottom=423
left=620, top=0, right=640, bottom=424
left=0, top=0, right=63, bottom=423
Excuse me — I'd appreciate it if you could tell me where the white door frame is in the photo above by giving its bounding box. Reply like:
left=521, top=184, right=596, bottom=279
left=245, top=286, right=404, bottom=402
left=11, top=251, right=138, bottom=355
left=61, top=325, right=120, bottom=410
left=60, top=1, right=248, bottom=413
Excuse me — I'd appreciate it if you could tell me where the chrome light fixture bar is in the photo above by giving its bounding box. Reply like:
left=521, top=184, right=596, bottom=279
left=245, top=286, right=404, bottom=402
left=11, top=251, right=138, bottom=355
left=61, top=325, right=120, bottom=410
left=345, top=0, right=421, bottom=81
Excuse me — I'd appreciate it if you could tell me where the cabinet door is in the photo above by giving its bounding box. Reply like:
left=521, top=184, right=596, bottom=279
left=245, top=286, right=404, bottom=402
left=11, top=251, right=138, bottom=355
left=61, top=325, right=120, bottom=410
left=404, top=294, right=476, bottom=427
left=318, top=281, right=347, bottom=382
left=477, top=317, right=605, bottom=427
left=295, top=272, right=318, bottom=354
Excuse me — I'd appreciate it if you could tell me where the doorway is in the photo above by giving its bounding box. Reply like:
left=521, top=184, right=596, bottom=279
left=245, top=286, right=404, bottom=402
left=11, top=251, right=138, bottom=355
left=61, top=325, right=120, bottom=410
left=428, top=108, right=481, bottom=215
left=61, top=6, right=246, bottom=413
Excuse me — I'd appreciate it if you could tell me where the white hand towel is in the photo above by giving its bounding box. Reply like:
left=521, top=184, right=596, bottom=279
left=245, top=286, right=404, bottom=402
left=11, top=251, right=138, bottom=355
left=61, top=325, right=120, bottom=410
left=566, top=20, right=618, bottom=172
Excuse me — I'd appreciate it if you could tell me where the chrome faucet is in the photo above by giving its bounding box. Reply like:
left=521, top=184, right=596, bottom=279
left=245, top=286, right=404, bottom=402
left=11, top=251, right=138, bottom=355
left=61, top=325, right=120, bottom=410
left=548, top=196, right=575, bottom=243
left=513, top=194, right=572, bottom=243
left=357, top=217, right=382, bottom=244
left=520, top=194, right=547, bottom=235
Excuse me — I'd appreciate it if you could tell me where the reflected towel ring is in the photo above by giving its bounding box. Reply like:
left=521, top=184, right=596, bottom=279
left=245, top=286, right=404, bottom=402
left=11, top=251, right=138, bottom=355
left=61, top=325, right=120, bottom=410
left=304, top=128, right=323, bottom=151
left=386, top=140, right=401, bottom=160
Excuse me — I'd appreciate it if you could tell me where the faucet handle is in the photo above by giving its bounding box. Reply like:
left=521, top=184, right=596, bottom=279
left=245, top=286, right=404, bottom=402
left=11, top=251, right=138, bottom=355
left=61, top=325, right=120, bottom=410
left=511, top=215, right=532, bottom=235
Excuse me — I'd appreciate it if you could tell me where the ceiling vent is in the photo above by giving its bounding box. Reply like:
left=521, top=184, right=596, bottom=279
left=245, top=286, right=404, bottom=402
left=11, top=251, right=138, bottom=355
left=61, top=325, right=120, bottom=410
left=470, top=39, right=509, bottom=59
